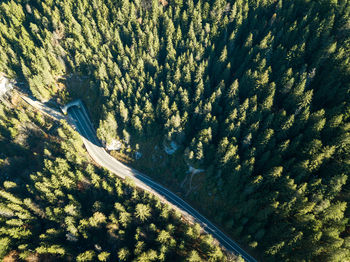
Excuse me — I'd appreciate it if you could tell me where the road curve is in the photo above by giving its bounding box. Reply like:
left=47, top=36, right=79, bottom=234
left=68, top=103, right=257, bottom=262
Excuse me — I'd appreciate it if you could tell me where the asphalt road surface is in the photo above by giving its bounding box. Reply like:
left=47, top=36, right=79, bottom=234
left=68, top=103, right=257, bottom=262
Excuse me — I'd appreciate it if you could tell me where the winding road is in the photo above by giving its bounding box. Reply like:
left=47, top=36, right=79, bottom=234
left=65, top=101, right=257, bottom=262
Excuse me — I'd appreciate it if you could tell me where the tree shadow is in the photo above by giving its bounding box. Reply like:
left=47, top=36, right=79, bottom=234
left=66, top=102, right=102, bottom=147
left=62, top=64, right=104, bottom=126
left=16, top=76, right=103, bottom=148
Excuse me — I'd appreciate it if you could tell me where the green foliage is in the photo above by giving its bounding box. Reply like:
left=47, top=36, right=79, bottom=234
left=0, top=237, right=10, bottom=257
left=135, top=203, right=151, bottom=222
left=97, top=112, right=118, bottom=145
left=0, top=0, right=349, bottom=261
left=0, top=101, right=232, bottom=261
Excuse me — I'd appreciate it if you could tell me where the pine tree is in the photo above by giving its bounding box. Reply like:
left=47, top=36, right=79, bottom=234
left=135, top=204, right=151, bottom=222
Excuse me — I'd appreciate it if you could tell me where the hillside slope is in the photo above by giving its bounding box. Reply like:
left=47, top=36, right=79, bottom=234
left=0, top=0, right=349, bottom=260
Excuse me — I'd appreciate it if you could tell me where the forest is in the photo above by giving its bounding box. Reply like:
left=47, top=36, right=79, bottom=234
left=0, top=0, right=349, bottom=261
left=0, top=97, right=236, bottom=261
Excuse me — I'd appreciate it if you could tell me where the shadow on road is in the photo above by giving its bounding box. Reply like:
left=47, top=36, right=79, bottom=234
left=67, top=104, right=102, bottom=148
